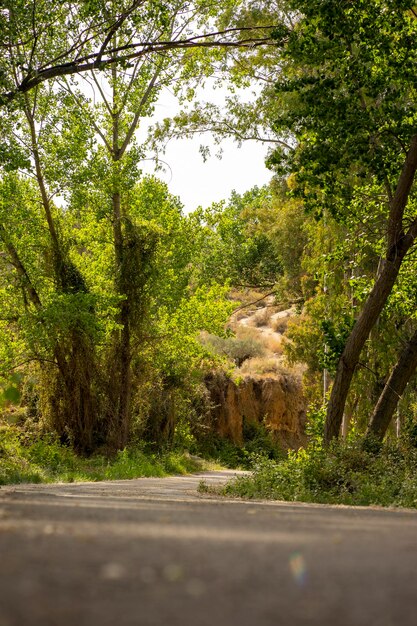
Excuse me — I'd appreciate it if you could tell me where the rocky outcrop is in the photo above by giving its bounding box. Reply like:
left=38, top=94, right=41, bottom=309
left=204, top=371, right=307, bottom=450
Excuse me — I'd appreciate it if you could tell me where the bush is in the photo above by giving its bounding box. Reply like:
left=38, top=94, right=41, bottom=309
left=201, top=333, right=265, bottom=366
left=249, top=307, right=275, bottom=328
left=223, top=439, right=417, bottom=508
left=195, top=421, right=284, bottom=470
left=0, top=423, right=207, bottom=485
left=238, top=357, right=287, bottom=377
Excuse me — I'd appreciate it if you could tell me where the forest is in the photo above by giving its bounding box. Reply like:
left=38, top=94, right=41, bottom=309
left=2, top=0, right=417, bottom=507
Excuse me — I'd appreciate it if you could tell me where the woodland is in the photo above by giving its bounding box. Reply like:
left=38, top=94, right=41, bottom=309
left=2, top=0, right=417, bottom=506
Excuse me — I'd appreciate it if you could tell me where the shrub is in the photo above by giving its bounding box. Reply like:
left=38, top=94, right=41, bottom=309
left=0, top=422, right=207, bottom=485
left=248, top=307, right=275, bottom=328
left=201, top=333, right=265, bottom=366
left=223, top=439, right=417, bottom=508
left=260, top=333, right=283, bottom=355
left=271, top=314, right=291, bottom=334
left=238, top=357, right=287, bottom=377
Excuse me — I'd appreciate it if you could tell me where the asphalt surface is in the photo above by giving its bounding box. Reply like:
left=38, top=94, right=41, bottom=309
left=1, top=470, right=417, bottom=626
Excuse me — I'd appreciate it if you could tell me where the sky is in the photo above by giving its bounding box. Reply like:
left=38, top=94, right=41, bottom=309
left=140, top=88, right=272, bottom=214
left=142, top=134, right=272, bottom=214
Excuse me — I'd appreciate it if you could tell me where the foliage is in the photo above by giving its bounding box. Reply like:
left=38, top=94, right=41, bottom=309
left=0, top=423, right=208, bottom=485
left=188, top=179, right=309, bottom=305
left=190, top=186, right=284, bottom=288
left=271, top=0, right=417, bottom=210
left=195, top=420, right=285, bottom=470
left=222, top=439, right=417, bottom=508
left=267, top=0, right=417, bottom=441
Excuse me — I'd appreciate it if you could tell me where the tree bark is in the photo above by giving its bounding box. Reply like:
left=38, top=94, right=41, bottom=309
left=324, top=256, right=406, bottom=442
left=365, top=329, right=417, bottom=443
left=324, top=134, right=417, bottom=443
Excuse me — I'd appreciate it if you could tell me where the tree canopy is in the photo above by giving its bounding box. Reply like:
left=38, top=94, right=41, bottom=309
left=2, top=0, right=417, bottom=461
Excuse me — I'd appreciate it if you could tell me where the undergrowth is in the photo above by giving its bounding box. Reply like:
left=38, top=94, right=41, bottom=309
left=195, top=420, right=284, bottom=470
left=221, top=439, right=417, bottom=508
left=0, top=423, right=208, bottom=485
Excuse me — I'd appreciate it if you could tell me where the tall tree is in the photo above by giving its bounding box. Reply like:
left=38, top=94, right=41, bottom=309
left=0, top=0, right=262, bottom=452
left=264, top=0, right=417, bottom=442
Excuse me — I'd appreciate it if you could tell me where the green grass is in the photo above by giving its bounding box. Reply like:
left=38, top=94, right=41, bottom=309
left=0, top=424, right=211, bottom=485
left=219, top=440, right=417, bottom=509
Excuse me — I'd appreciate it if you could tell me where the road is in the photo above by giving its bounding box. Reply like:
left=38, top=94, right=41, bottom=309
left=1, top=471, right=417, bottom=626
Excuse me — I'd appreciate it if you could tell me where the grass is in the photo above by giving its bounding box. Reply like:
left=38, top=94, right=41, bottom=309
left=218, top=439, right=417, bottom=509
left=0, top=423, right=212, bottom=485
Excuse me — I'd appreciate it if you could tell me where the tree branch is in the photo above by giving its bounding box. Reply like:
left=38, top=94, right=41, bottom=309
left=3, top=27, right=277, bottom=102
left=387, top=133, right=417, bottom=250
left=0, top=223, right=42, bottom=309
left=119, top=62, right=163, bottom=158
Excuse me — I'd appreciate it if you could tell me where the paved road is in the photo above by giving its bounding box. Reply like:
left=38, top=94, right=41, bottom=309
left=1, top=471, right=417, bottom=626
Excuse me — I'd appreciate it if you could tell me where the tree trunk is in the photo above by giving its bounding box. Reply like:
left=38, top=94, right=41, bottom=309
left=111, top=188, right=132, bottom=449
left=365, top=329, right=417, bottom=443
left=109, top=63, right=132, bottom=449
left=325, top=252, right=410, bottom=442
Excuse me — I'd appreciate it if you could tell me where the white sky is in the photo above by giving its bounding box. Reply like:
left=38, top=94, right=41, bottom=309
left=142, top=135, right=272, bottom=213
left=141, top=87, right=272, bottom=213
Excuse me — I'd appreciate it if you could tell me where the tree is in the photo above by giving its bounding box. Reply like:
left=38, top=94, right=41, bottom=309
left=149, top=1, right=293, bottom=161
left=0, top=0, right=264, bottom=453
left=0, top=0, right=276, bottom=105
left=189, top=185, right=284, bottom=289
left=365, top=329, right=417, bottom=443
left=266, top=0, right=417, bottom=442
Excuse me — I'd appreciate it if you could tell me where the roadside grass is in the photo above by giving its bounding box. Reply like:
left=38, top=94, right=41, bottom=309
left=0, top=423, right=211, bottom=485
left=218, top=440, right=417, bottom=509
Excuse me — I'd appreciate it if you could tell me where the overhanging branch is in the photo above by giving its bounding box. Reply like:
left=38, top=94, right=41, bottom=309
left=2, top=26, right=278, bottom=102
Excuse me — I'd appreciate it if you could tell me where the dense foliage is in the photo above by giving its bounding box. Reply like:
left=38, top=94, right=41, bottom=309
left=2, top=1, right=417, bottom=505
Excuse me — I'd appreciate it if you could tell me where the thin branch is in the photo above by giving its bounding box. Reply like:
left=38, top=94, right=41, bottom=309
left=357, top=361, right=402, bottom=399
left=6, top=357, right=59, bottom=373
left=119, top=63, right=163, bottom=158
left=27, top=0, right=38, bottom=73
left=90, top=69, right=113, bottom=117
left=388, top=133, right=417, bottom=249
left=0, top=223, right=42, bottom=309
left=119, top=57, right=143, bottom=111
left=95, top=0, right=146, bottom=66
left=61, top=77, right=113, bottom=153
